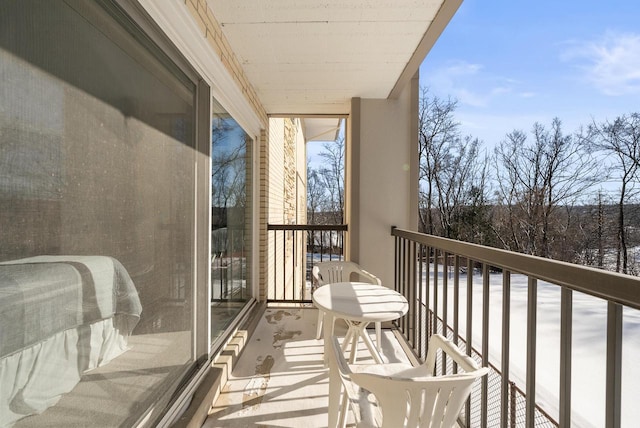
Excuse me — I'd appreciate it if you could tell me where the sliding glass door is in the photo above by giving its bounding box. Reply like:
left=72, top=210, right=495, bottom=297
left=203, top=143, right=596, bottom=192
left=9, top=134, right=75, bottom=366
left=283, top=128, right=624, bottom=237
left=210, top=99, right=253, bottom=344
left=0, top=1, right=206, bottom=426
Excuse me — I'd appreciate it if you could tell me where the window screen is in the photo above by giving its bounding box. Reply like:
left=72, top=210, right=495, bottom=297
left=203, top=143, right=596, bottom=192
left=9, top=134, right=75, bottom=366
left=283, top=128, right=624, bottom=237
left=0, top=1, right=199, bottom=426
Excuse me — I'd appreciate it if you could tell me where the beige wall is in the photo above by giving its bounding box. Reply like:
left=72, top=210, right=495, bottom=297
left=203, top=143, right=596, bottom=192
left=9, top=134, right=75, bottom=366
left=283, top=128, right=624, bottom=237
left=267, top=118, right=307, bottom=300
left=348, top=75, right=419, bottom=287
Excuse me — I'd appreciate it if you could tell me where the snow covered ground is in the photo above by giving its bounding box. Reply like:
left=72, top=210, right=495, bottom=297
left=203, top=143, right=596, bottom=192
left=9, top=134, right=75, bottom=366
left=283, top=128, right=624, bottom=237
left=425, top=264, right=640, bottom=428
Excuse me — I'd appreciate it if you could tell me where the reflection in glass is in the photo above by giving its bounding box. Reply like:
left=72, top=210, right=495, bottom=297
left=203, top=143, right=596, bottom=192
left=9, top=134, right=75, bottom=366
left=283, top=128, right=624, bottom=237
left=0, top=1, right=196, bottom=426
left=210, top=100, right=252, bottom=343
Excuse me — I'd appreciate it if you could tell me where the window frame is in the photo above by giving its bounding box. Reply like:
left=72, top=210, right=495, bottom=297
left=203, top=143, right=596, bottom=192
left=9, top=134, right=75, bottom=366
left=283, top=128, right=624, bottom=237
left=96, top=0, right=213, bottom=425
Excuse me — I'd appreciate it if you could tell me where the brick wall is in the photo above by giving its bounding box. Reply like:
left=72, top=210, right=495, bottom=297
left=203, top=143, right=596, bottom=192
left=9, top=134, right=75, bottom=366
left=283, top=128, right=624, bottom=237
left=283, top=118, right=297, bottom=224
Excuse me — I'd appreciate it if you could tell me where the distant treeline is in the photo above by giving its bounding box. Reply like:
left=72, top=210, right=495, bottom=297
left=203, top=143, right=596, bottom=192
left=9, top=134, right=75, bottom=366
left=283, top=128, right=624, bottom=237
left=417, top=87, right=640, bottom=275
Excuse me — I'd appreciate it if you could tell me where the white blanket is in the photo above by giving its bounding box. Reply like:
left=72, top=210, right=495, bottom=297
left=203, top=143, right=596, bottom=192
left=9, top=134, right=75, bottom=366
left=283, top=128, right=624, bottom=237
left=0, top=256, right=141, bottom=426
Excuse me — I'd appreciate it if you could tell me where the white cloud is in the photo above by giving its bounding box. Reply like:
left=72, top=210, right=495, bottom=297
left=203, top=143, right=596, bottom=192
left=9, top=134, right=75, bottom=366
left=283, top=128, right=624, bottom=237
left=562, top=32, right=640, bottom=96
left=444, top=61, right=483, bottom=76
left=424, top=60, right=524, bottom=108
left=454, top=88, right=490, bottom=107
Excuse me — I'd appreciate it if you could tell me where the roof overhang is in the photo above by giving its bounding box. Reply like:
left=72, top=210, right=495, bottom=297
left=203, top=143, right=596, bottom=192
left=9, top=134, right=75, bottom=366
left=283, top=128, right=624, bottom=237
left=301, top=117, right=343, bottom=143
left=207, top=0, right=461, bottom=116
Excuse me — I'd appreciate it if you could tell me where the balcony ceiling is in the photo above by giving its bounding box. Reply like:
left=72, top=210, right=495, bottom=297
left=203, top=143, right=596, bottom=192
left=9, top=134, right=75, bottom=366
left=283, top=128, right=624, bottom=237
left=207, top=0, right=460, bottom=115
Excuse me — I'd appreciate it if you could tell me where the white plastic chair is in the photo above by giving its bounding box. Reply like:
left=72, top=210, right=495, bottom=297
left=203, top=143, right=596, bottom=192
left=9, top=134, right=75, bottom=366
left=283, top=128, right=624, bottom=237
left=327, top=334, right=490, bottom=428
left=312, top=261, right=383, bottom=351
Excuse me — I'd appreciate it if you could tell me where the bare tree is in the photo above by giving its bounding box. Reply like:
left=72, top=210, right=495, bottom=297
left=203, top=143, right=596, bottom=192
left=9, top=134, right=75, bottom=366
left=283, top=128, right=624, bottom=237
left=432, top=136, right=491, bottom=240
left=494, top=118, right=599, bottom=259
left=418, top=88, right=493, bottom=242
left=211, top=118, right=246, bottom=212
left=453, top=148, right=494, bottom=245
left=418, top=88, right=461, bottom=235
left=583, top=113, right=640, bottom=273
left=306, top=163, right=326, bottom=225
left=318, top=138, right=345, bottom=224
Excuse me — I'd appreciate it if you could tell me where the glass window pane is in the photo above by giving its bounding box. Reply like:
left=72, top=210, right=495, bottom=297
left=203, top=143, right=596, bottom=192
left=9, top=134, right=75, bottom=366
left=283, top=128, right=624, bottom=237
left=211, top=99, right=253, bottom=343
left=0, top=2, right=197, bottom=426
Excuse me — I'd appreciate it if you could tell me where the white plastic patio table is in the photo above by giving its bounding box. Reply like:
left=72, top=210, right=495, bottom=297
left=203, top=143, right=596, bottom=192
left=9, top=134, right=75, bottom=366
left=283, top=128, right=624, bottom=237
left=312, top=282, right=409, bottom=364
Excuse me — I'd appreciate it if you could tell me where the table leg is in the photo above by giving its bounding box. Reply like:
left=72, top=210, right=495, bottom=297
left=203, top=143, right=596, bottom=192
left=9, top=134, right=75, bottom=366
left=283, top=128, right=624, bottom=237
left=353, top=322, right=384, bottom=364
left=341, top=326, right=354, bottom=354
left=349, top=328, right=359, bottom=363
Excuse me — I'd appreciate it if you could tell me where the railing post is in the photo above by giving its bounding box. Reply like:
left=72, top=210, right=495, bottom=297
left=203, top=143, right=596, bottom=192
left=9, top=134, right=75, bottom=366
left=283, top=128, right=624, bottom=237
left=418, top=243, right=425, bottom=359
left=559, top=287, right=572, bottom=428
left=401, top=236, right=408, bottom=335
left=409, top=240, right=417, bottom=347
left=465, top=257, right=473, bottom=424
left=501, top=270, right=511, bottom=428
left=510, top=381, right=517, bottom=428
left=453, top=255, right=460, bottom=373
left=605, top=302, right=622, bottom=428
left=442, top=252, right=449, bottom=375
left=526, top=277, right=537, bottom=428
left=481, top=263, right=490, bottom=428
left=433, top=249, right=439, bottom=340
left=425, top=247, right=431, bottom=353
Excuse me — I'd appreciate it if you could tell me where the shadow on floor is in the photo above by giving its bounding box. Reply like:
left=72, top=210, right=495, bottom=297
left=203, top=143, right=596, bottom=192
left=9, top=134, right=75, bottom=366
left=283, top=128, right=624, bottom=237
left=204, top=307, right=410, bottom=428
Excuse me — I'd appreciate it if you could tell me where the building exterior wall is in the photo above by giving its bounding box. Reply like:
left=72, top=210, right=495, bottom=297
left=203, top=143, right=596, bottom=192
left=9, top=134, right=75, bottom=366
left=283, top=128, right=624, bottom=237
left=267, top=118, right=307, bottom=300
left=296, top=120, right=308, bottom=225
left=284, top=119, right=298, bottom=224
left=258, top=128, right=269, bottom=301
left=268, top=119, right=286, bottom=224
left=292, top=119, right=308, bottom=296
left=267, top=119, right=285, bottom=299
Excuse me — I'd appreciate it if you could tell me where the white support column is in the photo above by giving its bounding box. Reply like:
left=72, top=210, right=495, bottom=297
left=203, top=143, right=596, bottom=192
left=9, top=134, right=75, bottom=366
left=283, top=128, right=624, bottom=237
left=347, top=74, right=419, bottom=287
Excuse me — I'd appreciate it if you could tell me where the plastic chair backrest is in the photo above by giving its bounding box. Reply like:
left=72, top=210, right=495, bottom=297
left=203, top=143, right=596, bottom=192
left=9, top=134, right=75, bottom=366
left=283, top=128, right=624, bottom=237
left=315, top=261, right=381, bottom=286
left=328, top=334, right=489, bottom=428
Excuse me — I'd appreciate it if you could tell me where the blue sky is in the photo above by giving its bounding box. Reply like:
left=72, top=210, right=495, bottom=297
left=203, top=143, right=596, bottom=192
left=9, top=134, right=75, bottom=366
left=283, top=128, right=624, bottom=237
left=419, top=0, right=640, bottom=148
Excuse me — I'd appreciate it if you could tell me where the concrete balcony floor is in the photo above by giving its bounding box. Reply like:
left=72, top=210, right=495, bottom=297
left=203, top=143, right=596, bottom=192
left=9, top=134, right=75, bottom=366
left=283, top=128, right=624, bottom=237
left=203, top=307, right=413, bottom=428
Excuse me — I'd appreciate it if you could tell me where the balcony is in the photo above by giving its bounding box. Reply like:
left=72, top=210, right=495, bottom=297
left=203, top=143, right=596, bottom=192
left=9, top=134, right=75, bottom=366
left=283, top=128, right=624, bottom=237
left=204, top=226, right=640, bottom=428
left=203, top=307, right=413, bottom=428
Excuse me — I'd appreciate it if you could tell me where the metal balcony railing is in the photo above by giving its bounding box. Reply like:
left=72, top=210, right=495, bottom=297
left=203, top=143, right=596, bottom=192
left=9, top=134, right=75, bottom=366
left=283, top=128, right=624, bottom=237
left=391, top=227, right=640, bottom=428
left=266, top=224, right=346, bottom=302
left=263, top=224, right=639, bottom=427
